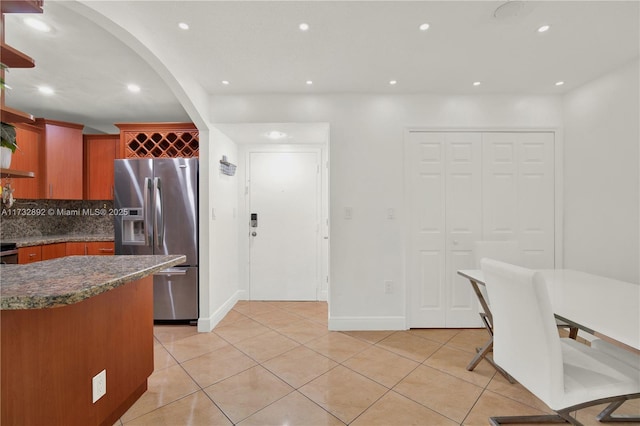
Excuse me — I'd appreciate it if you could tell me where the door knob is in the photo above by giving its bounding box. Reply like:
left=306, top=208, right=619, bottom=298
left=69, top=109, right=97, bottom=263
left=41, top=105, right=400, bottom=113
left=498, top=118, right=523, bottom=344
left=251, top=231, right=257, bottom=237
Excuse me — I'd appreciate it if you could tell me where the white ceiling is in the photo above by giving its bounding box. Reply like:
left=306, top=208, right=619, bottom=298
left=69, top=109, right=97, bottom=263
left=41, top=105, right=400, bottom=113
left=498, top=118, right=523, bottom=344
left=3, top=1, right=639, bottom=137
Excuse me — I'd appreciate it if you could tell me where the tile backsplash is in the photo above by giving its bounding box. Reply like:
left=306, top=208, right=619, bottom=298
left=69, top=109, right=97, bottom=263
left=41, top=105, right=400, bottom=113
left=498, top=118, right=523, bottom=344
left=0, top=199, right=115, bottom=240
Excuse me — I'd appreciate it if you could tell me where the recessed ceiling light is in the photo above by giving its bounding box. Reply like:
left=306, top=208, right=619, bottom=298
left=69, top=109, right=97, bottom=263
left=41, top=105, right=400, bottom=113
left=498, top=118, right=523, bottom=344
left=555, top=81, right=565, bottom=86
left=38, top=86, right=54, bottom=95
left=299, top=23, right=309, bottom=31
left=266, top=131, right=287, bottom=140
left=419, top=23, right=430, bottom=31
left=473, top=81, right=481, bottom=86
left=222, top=80, right=230, bottom=85
left=389, top=80, right=397, bottom=85
left=306, top=80, right=313, bottom=85
left=537, top=24, right=551, bottom=33
left=24, top=17, right=51, bottom=33
left=178, top=22, right=189, bottom=30
left=127, top=84, right=141, bottom=93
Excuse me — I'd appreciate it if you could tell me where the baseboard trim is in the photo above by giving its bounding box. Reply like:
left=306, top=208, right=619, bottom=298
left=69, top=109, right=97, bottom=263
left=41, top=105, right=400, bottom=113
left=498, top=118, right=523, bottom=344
left=197, top=290, right=242, bottom=332
left=328, top=316, right=407, bottom=331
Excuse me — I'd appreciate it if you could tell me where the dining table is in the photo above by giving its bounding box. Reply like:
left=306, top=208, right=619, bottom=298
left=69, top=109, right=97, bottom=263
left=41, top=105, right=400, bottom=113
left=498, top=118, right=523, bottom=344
left=458, top=268, right=640, bottom=370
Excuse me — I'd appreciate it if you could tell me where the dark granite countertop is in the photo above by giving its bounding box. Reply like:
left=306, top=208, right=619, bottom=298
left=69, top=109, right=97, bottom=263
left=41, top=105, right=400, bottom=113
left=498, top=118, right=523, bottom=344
left=5, top=234, right=114, bottom=248
left=0, top=255, right=185, bottom=310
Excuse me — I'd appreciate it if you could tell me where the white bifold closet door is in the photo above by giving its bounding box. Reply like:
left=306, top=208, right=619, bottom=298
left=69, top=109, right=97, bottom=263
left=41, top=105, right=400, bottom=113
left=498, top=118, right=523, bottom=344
left=407, top=131, right=555, bottom=328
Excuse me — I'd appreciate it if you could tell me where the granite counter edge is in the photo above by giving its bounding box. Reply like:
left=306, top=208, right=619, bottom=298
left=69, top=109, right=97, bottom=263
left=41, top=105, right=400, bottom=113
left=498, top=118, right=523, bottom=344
left=1, top=255, right=186, bottom=310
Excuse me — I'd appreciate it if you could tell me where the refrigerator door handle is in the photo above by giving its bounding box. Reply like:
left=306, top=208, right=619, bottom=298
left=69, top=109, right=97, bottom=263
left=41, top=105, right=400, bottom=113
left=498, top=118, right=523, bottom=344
left=143, top=177, right=152, bottom=246
left=155, top=267, right=187, bottom=276
left=154, top=177, right=164, bottom=247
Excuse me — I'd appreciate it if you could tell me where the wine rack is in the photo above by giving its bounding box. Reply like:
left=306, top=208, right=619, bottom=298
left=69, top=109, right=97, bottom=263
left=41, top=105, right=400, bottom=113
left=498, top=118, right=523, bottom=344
left=116, top=123, right=199, bottom=158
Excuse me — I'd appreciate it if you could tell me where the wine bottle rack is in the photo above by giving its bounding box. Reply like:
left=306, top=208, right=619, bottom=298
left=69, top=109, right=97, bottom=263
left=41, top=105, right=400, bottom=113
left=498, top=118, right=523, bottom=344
left=116, top=123, right=199, bottom=158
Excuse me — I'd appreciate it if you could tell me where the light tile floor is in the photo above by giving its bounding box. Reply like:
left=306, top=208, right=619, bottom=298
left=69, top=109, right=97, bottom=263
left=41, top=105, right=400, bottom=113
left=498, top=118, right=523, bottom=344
left=116, top=301, right=640, bottom=425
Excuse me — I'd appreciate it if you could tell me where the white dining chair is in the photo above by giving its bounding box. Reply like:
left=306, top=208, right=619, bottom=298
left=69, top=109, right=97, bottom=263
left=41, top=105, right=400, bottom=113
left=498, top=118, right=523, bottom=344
left=481, top=259, right=640, bottom=425
left=466, top=241, right=522, bottom=381
left=590, top=338, right=640, bottom=421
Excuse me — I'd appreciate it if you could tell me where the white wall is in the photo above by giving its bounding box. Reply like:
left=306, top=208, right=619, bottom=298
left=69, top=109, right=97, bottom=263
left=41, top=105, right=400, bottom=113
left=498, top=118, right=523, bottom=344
left=198, top=127, right=240, bottom=331
left=562, top=59, right=640, bottom=284
left=210, top=94, right=563, bottom=329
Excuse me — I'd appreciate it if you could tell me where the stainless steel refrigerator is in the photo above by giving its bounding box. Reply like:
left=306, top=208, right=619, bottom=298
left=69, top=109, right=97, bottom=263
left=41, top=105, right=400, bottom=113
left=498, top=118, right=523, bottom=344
left=114, top=158, right=198, bottom=321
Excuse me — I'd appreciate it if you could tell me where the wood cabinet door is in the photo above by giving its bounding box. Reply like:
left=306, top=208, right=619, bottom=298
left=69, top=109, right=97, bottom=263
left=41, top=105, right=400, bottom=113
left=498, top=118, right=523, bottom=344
left=65, top=242, right=87, bottom=256
left=84, top=135, right=118, bottom=200
left=41, top=243, right=66, bottom=260
left=85, top=241, right=115, bottom=256
left=10, top=123, right=42, bottom=199
left=39, top=120, right=84, bottom=200
left=18, top=246, right=42, bottom=264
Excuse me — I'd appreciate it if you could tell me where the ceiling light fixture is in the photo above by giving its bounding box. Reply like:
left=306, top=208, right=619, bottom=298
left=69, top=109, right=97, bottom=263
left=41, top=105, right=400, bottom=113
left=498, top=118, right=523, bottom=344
left=178, top=22, right=189, bottom=30
left=389, top=80, right=397, bottom=85
left=299, top=23, right=310, bottom=31
left=24, top=17, right=51, bottom=33
left=222, top=80, right=230, bottom=85
left=537, top=24, right=551, bottom=33
left=473, top=81, right=481, bottom=86
left=127, top=84, right=141, bottom=93
left=555, top=81, right=565, bottom=86
left=266, top=131, right=287, bottom=140
left=38, top=86, right=54, bottom=95
left=419, top=23, right=430, bottom=31
left=306, top=80, right=313, bottom=85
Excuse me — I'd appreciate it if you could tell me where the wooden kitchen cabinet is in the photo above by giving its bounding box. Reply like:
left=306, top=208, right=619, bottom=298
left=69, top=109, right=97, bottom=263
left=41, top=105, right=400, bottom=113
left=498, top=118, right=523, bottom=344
left=84, top=134, right=119, bottom=200
left=116, top=122, right=199, bottom=158
left=18, top=246, right=41, bottom=264
left=36, top=119, right=84, bottom=200
left=41, top=243, right=66, bottom=260
left=66, top=241, right=114, bottom=256
left=9, top=123, right=42, bottom=199
left=86, top=241, right=114, bottom=255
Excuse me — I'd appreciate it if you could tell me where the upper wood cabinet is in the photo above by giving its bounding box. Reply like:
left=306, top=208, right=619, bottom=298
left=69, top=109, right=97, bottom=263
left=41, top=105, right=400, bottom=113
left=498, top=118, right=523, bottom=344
left=115, top=122, right=199, bottom=158
left=84, top=134, right=119, bottom=200
left=36, top=119, right=84, bottom=200
left=1, top=0, right=42, bottom=123
left=10, top=123, right=42, bottom=199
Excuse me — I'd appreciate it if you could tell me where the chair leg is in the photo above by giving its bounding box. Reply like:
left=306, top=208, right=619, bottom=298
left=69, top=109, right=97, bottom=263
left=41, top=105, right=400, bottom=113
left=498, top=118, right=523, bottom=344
left=489, top=414, right=576, bottom=425
left=596, top=400, right=640, bottom=422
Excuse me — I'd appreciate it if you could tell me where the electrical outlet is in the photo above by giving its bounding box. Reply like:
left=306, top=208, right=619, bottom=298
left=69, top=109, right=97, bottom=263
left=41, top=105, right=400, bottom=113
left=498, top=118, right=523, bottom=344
left=384, top=280, right=393, bottom=294
left=92, top=369, right=106, bottom=403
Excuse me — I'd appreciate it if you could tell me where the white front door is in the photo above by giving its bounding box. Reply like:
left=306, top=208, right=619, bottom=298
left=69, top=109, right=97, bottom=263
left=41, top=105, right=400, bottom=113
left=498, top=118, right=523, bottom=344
left=248, top=150, right=321, bottom=300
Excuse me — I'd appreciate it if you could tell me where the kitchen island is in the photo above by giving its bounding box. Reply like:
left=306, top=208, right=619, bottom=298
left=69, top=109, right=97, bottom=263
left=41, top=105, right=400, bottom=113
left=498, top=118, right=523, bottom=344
left=1, top=254, right=186, bottom=426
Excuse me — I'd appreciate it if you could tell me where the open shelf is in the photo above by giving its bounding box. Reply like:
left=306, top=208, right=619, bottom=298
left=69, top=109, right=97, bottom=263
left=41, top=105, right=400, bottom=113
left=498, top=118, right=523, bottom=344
left=0, top=168, right=35, bottom=178
left=1, top=43, right=35, bottom=68
left=1, top=0, right=43, bottom=14
left=1, top=105, right=35, bottom=123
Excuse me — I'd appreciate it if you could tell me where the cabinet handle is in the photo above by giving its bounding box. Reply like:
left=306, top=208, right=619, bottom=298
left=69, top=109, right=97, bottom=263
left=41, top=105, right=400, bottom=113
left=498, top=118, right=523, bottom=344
left=99, top=248, right=114, bottom=253
left=49, top=184, right=53, bottom=197
left=84, top=245, right=88, bottom=255
left=29, top=253, right=37, bottom=257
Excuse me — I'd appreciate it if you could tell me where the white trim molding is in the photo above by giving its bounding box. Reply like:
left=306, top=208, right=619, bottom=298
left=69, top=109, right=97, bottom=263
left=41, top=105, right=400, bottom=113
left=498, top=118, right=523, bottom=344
left=328, top=316, right=406, bottom=331
left=197, top=290, right=243, bottom=332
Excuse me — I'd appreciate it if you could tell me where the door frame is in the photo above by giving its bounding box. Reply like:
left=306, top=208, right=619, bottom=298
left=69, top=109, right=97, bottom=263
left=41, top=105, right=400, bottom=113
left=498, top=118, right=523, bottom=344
left=403, top=127, right=564, bottom=327
left=239, top=144, right=330, bottom=301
